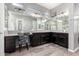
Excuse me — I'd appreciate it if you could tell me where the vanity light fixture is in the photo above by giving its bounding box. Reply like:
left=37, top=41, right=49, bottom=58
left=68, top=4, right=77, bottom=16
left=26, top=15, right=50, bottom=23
left=30, top=13, right=42, bottom=17
left=74, top=16, right=79, bottom=19
left=57, top=11, right=69, bottom=17
left=42, top=19, right=47, bottom=22
left=64, top=11, right=69, bottom=16
left=57, top=20, right=62, bottom=22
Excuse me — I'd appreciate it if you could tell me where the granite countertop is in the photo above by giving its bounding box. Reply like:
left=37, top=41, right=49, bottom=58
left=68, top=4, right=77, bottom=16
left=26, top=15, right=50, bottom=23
left=31, top=30, right=68, bottom=33
left=4, top=30, right=68, bottom=36
left=4, top=33, right=18, bottom=36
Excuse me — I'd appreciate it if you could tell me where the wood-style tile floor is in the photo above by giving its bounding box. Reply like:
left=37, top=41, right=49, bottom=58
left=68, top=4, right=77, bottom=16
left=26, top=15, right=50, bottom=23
left=5, top=43, right=79, bottom=56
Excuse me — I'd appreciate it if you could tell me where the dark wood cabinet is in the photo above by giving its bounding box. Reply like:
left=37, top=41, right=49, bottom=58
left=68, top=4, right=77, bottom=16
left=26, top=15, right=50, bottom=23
left=30, top=32, right=50, bottom=47
left=40, top=33, right=50, bottom=44
left=5, top=32, right=68, bottom=53
left=30, top=32, right=68, bottom=48
left=51, top=32, right=68, bottom=48
left=4, top=36, right=19, bottom=53
left=30, top=33, right=41, bottom=46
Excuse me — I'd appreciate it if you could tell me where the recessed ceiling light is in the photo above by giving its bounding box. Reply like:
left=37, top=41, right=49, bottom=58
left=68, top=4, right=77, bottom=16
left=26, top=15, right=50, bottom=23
left=12, top=3, right=23, bottom=8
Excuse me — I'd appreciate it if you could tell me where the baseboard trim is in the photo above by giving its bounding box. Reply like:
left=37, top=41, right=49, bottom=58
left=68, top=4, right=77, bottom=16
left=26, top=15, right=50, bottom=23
left=68, top=47, right=79, bottom=52
left=68, top=49, right=75, bottom=52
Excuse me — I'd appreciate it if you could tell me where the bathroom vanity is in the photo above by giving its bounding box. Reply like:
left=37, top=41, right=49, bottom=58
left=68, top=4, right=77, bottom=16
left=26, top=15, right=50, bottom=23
left=4, top=31, right=68, bottom=53
left=4, top=34, right=19, bottom=53
left=5, top=35, right=18, bottom=53
left=30, top=32, right=68, bottom=48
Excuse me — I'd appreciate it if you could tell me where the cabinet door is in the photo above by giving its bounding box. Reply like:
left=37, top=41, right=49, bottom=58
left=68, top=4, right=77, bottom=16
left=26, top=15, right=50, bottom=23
left=40, top=33, right=50, bottom=44
left=58, top=33, right=68, bottom=48
left=30, top=34, right=41, bottom=47
left=51, top=33, right=68, bottom=48
left=51, top=33, right=57, bottom=43
left=5, top=36, right=16, bottom=53
left=44, top=33, right=50, bottom=43
left=40, top=33, right=46, bottom=44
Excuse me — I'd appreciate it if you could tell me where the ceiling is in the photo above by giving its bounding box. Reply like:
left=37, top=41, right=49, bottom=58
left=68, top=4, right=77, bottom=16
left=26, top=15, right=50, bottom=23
left=37, top=3, right=61, bottom=9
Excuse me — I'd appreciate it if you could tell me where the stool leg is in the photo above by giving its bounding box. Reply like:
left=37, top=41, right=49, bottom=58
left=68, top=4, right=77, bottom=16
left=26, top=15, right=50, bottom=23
left=26, top=43, right=29, bottom=50
left=19, top=44, right=22, bottom=52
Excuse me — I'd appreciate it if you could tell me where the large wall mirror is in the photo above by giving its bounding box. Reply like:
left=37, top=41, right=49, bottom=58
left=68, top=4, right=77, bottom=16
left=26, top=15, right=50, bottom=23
left=4, top=10, right=35, bottom=33
left=44, top=11, right=69, bottom=32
